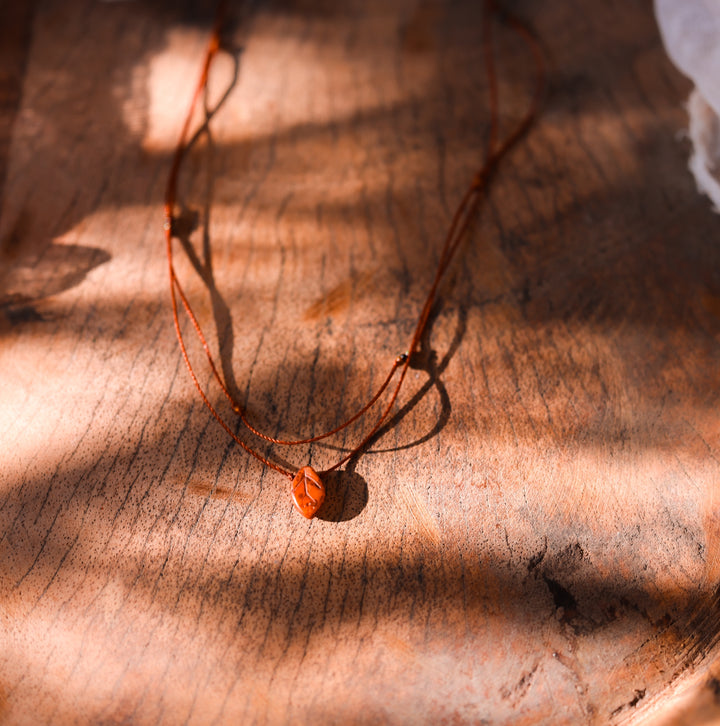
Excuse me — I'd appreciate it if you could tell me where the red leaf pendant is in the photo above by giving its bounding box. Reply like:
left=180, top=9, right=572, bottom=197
left=291, top=466, right=325, bottom=519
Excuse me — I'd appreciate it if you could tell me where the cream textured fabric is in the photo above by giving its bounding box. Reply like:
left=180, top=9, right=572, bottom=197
left=655, top=0, right=720, bottom=210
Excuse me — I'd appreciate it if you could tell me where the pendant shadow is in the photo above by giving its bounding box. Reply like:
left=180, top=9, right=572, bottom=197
left=315, top=470, right=368, bottom=522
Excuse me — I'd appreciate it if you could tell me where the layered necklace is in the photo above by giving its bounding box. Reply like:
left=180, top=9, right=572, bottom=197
left=163, top=0, right=544, bottom=518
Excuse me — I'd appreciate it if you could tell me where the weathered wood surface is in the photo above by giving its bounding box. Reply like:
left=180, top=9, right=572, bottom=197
left=2, top=0, right=720, bottom=723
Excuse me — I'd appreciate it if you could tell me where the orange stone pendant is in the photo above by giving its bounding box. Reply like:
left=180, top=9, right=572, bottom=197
left=291, top=466, right=325, bottom=519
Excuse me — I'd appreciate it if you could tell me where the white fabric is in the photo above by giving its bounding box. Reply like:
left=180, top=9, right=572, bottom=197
left=655, top=0, right=720, bottom=210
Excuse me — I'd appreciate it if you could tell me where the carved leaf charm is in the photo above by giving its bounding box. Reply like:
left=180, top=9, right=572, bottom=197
left=291, top=466, right=325, bottom=519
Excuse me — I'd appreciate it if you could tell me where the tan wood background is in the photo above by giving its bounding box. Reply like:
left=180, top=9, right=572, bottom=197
left=3, top=0, right=720, bottom=723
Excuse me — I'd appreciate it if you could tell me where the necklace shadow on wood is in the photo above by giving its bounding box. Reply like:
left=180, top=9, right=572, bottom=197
left=172, top=36, right=470, bottom=522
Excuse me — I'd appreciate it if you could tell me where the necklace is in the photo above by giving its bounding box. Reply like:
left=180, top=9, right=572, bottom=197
left=163, top=0, right=544, bottom=518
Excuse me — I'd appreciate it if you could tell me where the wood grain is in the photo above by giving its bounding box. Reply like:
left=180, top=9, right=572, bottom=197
left=2, top=0, right=720, bottom=723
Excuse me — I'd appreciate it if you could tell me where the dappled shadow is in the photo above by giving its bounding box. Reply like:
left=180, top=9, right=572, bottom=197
left=2, top=418, right=720, bottom=721
left=4, top=0, right=720, bottom=722
left=2, top=0, right=720, bottom=491
left=2, top=0, right=719, bottom=465
left=0, top=239, right=110, bottom=333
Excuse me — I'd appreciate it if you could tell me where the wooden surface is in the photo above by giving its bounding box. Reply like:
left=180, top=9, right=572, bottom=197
left=3, top=0, right=720, bottom=723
